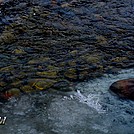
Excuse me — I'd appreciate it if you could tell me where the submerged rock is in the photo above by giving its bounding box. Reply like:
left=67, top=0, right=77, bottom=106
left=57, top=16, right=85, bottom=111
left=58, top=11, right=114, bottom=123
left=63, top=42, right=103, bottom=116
left=110, top=79, right=134, bottom=100
left=0, top=31, right=16, bottom=44
left=13, top=48, right=26, bottom=55
left=53, top=80, right=72, bottom=92
left=64, top=68, right=77, bottom=81
left=28, top=79, right=57, bottom=91
left=36, top=71, right=58, bottom=78
left=0, top=88, right=21, bottom=102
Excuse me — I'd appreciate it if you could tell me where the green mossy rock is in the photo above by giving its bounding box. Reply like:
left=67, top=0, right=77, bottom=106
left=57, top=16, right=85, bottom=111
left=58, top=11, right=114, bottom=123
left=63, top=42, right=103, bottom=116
left=36, top=71, right=58, bottom=78
left=0, top=81, right=7, bottom=87
left=0, top=66, right=14, bottom=72
left=28, top=57, right=50, bottom=64
left=6, top=88, right=21, bottom=96
left=78, top=71, right=89, bottom=80
left=80, top=54, right=102, bottom=64
left=64, top=68, right=77, bottom=81
left=28, top=79, right=57, bottom=90
left=21, top=85, right=35, bottom=93
left=13, top=49, right=26, bottom=55
left=0, top=31, right=16, bottom=44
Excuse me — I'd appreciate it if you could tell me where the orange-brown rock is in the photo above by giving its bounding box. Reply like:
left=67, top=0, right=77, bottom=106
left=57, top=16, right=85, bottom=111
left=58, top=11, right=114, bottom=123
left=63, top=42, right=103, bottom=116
left=110, top=79, right=134, bottom=100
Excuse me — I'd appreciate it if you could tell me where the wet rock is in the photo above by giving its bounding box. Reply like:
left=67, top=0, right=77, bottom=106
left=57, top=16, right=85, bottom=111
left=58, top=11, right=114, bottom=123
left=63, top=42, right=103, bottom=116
left=28, top=57, right=50, bottom=64
left=111, top=57, right=127, bottom=63
left=0, top=88, right=21, bottom=101
left=96, top=35, right=107, bottom=45
left=16, top=2, right=27, bottom=9
left=68, top=60, right=76, bottom=67
left=80, top=54, right=102, bottom=64
left=70, top=50, right=78, bottom=56
left=64, top=68, right=77, bottom=81
left=110, top=79, right=134, bottom=100
left=36, top=71, right=58, bottom=78
left=0, top=0, right=3, bottom=4
left=5, top=88, right=21, bottom=96
left=0, top=31, right=16, bottom=44
left=12, top=48, right=26, bottom=55
left=53, top=80, right=72, bottom=91
left=21, top=85, right=35, bottom=93
left=40, top=11, right=50, bottom=18
left=11, top=79, right=23, bottom=87
left=78, top=71, right=89, bottom=80
left=0, top=66, right=14, bottom=72
left=28, top=79, right=57, bottom=90
left=0, top=93, right=9, bottom=102
left=105, top=67, right=120, bottom=74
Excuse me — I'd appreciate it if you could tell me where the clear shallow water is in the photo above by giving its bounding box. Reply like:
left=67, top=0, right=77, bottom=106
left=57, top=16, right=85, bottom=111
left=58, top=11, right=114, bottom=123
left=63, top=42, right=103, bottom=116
left=0, top=69, right=134, bottom=134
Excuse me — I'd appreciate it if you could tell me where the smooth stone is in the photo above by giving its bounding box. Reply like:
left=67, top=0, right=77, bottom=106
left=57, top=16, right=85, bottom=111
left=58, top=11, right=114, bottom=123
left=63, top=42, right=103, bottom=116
left=110, top=79, right=134, bottom=100
left=28, top=79, right=57, bottom=90
left=36, top=71, right=58, bottom=78
left=21, top=85, right=35, bottom=93
left=0, top=66, right=14, bottom=72
left=64, top=68, right=77, bottom=81
left=5, top=88, right=21, bottom=96
left=28, top=57, right=50, bottom=64
left=53, top=80, right=72, bottom=91
left=0, top=31, right=16, bottom=44
left=0, top=88, right=21, bottom=102
left=13, top=48, right=26, bottom=55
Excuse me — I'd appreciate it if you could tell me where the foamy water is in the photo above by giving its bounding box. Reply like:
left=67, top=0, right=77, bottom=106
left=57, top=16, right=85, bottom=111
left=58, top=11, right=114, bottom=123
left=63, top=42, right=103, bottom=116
left=0, top=69, right=134, bottom=134
left=74, top=68, right=134, bottom=112
left=74, top=90, right=105, bottom=113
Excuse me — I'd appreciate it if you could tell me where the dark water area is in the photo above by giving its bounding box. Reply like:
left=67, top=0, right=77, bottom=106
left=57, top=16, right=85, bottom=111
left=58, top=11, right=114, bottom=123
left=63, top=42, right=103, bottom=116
left=0, top=0, right=134, bottom=133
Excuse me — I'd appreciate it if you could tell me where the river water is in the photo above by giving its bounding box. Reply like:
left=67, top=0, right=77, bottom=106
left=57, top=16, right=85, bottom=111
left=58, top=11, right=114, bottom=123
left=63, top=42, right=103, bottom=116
left=0, top=68, right=134, bottom=134
left=0, top=0, right=134, bottom=133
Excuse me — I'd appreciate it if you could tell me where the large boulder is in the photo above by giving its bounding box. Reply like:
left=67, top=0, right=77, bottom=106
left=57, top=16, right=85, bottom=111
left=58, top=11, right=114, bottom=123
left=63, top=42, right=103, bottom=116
left=110, top=79, right=134, bottom=100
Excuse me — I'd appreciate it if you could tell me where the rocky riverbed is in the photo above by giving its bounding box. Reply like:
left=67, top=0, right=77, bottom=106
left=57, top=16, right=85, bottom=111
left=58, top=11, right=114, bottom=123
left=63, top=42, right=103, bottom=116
left=0, top=0, right=134, bottom=98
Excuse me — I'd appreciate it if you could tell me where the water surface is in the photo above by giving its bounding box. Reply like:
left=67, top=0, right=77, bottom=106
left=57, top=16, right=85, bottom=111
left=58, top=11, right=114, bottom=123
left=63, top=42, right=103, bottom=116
left=0, top=69, right=134, bottom=134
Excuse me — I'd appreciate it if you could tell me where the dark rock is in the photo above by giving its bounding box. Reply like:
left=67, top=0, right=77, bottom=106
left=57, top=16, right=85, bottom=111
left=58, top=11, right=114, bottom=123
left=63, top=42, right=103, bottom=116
left=110, top=79, right=134, bottom=100
left=64, top=68, right=78, bottom=81
left=0, top=93, right=9, bottom=102
left=53, top=80, right=72, bottom=91
left=28, top=78, right=57, bottom=91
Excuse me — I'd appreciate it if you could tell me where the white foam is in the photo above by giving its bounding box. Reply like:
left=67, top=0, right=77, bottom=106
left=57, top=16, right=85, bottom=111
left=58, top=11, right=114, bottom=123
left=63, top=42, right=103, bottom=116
left=75, top=90, right=105, bottom=113
left=74, top=69, right=134, bottom=114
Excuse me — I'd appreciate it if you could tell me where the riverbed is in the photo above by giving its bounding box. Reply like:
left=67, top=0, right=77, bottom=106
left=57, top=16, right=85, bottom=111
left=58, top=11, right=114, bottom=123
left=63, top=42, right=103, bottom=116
left=0, top=0, right=134, bottom=96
